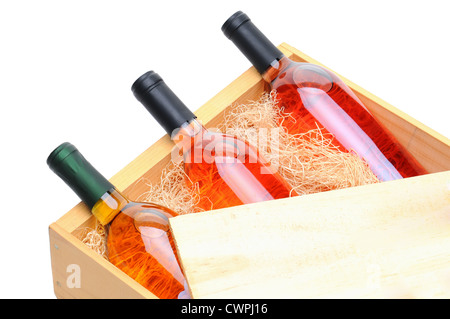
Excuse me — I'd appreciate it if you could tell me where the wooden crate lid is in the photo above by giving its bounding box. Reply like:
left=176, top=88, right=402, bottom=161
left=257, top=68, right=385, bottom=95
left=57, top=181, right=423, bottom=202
left=171, top=171, right=450, bottom=298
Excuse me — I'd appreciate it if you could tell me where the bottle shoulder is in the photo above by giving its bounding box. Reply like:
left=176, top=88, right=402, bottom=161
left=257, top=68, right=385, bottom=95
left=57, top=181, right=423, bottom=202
left=121, top=201, right=178, bottom=221
left=110, top=201, right=178, bottom=236
left=183, top=131, right=262, bottom=166
left=270, top=60, right=337, bottom=93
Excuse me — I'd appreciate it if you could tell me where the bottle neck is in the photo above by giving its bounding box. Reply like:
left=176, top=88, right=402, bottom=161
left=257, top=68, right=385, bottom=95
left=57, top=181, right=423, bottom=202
left=47, top=142, right=114, bottom=212
left=171, top=118, right=206, bottom=150
left=261, top=56, right=292, bottom=84
left=222, top=11, right=285, bottom=74
left=131, top=71, right=197, bottom=136
left=91, top=188, right=129, bottom=225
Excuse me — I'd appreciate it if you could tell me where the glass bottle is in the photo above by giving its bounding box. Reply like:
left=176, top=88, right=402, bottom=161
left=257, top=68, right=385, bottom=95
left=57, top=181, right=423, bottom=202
left=47, top=142, right=189, bottom=299
left=131, top=71, right=296, bottom=211
left=222, top=11, right=427, bottom=181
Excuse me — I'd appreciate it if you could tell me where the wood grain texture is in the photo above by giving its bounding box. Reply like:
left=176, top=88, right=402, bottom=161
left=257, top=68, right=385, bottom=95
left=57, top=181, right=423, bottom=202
left=171, top=171, right=450, bottom=299
left=49, top=223, right=155, bottom=299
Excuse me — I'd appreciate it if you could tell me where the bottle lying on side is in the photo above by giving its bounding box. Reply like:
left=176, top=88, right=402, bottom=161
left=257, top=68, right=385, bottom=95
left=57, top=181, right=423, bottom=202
left=131, top=71, right=297, bottom=211
left=222, top=11, right=427, bottom=182
left=47, top=142, right=189, bottom=299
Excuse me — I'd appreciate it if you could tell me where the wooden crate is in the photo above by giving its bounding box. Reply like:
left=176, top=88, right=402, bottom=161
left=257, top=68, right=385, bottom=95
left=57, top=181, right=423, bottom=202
left=48, top=43, right=450, bottom=299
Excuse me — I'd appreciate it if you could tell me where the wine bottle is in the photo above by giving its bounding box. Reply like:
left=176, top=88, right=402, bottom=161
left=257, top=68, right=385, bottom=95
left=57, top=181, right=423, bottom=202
left=47, top=142, right=189, bottom=299
left=131, top=71, right=296, bottom=211
left=222, top=11, right=427, bottom=181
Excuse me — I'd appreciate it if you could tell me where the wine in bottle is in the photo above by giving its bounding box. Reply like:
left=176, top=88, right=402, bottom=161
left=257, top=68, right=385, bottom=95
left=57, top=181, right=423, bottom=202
left=222, top=11, right=427, bottom=181
left=47, top=142, right=189, bottom=299
left=131, top=71, right=296, bottom=211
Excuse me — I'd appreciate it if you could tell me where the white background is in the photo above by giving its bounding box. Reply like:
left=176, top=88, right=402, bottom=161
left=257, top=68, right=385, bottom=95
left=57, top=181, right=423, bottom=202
left=0, top=0, right=448, bottom=298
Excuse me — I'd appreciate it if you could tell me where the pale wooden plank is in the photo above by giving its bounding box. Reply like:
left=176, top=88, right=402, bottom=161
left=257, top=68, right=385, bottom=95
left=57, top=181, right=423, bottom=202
left=54, top=202, right=92, bottom=234
left=49, top=223, right=155, bottom=299
left=171, top=171, right=450, bottom=299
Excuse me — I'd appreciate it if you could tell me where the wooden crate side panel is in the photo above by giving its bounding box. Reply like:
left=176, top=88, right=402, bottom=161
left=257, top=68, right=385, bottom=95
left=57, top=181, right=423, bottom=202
left=49, top=223, right=154, bottom=299
left=110, top=136, right=174, bottom=199
left=195, top=70, right=266, bottom=128
left=54, top=202, right=92, bottom=234
left=280, top=43, right=450, bottom=173
left=171, top=171, right=450, bottom=299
